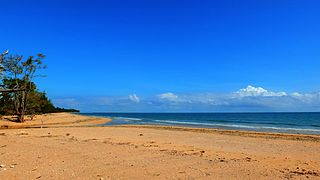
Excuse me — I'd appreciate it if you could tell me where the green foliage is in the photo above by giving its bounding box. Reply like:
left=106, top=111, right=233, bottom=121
left=0, top=79, right=79, bottom=115
left=0, top=51, right=79, bottom=119
left=0, top=50, right=8, bottom=77
left=0, top=91, right=14, bottom=114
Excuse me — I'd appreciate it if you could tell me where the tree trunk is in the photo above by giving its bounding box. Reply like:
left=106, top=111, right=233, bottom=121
left=16, top=91, right=26, bottom=123
left=17, top=112, right=25, bottom=123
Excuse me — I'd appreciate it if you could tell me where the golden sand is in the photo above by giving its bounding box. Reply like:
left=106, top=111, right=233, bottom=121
left=0, top=113, right=319, bottom=179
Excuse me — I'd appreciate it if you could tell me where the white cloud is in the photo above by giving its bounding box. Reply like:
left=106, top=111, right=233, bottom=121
left=157, top=92, right=179, bottom=101
left=291, top=92, right=302, bottom=97
left=291, top=92, right=320, bottom=103
left=52, top=98, right=79, bottom=108
left=51, top=87, right=320, bottom=112
left=128, top=94, right=140, bottom=103
left=236, top=85, right=287, bottom=97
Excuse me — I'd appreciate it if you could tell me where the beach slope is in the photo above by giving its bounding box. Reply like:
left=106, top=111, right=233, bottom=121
left=0, top=113, right=319, bottom=179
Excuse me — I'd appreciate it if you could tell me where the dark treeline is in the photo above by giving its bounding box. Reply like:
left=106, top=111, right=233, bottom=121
left=0, top=79, right=79, bottom=115
left=0, top=50, right=79, bottom=122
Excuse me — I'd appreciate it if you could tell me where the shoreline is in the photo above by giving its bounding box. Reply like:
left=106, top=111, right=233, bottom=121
left=116, top=124, right=320, bottom=142
left=92, top=113, right=320, bottom=136
left=1, top=113, right=319, bottom=142
left=1, top=113, right=320, bottom=179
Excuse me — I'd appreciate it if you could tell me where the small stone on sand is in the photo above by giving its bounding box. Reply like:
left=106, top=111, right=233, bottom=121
left=18, top=131, right=28, bottom=135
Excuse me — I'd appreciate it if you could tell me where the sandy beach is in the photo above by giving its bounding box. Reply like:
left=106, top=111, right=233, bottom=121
left=0, top=113, right=112, bottom=128
left=0, top=113, right=320, bottom=179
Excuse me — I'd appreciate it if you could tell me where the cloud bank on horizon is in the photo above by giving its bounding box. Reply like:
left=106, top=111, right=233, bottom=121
left=52, top=85, right=320, bottom=112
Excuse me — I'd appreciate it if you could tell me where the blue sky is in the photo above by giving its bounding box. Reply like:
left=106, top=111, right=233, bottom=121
left=1, top=0, right=320, bottom=112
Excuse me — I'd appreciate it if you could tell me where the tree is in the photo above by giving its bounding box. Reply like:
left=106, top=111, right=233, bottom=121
left=1, top=52, right=46, bottom=122
left=0, top=50, right=8, bottom=80
left=1, top=50, right=79, bottom=121
left=0, top=89, right=14, bottom=115
left=0, top=78, right=75, bottom=117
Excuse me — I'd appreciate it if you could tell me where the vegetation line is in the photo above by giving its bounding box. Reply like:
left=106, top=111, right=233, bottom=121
left=1, top=50, right=79, bottom=122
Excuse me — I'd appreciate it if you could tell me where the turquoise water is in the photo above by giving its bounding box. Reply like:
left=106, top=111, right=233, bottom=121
left=82, top=113, right=320, bottom=134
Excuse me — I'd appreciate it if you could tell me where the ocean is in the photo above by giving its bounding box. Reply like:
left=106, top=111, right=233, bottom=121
left=81, top=112, right=320, bottom=134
